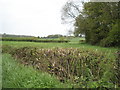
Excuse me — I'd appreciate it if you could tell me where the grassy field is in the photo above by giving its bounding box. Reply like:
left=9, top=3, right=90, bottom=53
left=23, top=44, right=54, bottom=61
left=1, top=37, right=119, bottom=88
left=2, top=38, right=118, bottom=52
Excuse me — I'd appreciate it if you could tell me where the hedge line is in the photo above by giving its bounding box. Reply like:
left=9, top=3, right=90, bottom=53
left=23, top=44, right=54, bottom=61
left=1, top=37, right=70, bottom=43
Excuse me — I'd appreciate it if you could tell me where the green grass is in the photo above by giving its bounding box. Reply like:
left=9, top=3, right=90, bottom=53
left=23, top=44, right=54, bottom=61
left=1, top=38, right=119, bottom=88
left=69, top=37, right=85, bottom=43
left=2, top=40, right=118, bottom=53
left=2, top=54, right=72, bottom=88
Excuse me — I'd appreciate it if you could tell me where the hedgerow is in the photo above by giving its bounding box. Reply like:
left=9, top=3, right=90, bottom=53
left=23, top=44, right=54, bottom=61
left=1, top=37, right=69, bottom=43
left=2, top=45, right=119, bottom=88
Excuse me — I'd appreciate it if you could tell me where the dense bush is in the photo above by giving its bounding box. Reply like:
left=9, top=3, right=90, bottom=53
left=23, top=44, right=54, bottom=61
left=47, top=34, right=63, bottom=38
left=2, top=45, right=15, bottom=53
left=100, top=22, right=120, bottom=47
left=2, top=46, right=119, bottom=88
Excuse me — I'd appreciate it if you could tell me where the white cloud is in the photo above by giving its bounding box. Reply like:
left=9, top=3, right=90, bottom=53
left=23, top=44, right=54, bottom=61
left=0, top=0, right=68, bottom=37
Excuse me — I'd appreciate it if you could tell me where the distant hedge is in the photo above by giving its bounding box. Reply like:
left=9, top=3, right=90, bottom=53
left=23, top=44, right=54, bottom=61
left=1, top=37, right=70, bottom=43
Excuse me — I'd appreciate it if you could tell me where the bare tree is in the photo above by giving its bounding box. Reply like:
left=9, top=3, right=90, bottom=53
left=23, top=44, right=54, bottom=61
left=61, top=0, right=83, bottom=24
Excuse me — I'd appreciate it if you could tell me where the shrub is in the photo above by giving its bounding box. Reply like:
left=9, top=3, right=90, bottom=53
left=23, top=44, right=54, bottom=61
left=3, top=46, right=118, bottom=88
left=1, top=37, right=70, bottom=43
left=79, top=40, right=85, bottom=43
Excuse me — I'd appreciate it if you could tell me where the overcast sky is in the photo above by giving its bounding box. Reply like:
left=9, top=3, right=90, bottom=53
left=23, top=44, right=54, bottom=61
left=0, top=0, right=71, bottom=37
left=0, top=0, right=118, bottom=37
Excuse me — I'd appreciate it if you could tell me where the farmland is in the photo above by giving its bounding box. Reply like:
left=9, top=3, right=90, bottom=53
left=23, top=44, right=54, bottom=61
left=1, top=0, right=120, bottom=89
left=1, top=37, right=119, bottom=88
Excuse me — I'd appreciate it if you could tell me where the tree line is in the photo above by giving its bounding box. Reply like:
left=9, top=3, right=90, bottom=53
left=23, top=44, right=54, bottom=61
left=62, top=1, right=120, bottom=47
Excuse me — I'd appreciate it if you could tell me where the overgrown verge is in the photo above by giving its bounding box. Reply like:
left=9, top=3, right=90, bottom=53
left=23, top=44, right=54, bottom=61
left=2, top=45, right=119, bottom=88
left=2, top=54, right=72, bottom=88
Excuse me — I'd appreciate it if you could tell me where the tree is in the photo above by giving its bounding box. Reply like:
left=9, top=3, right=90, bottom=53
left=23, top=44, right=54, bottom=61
left=61, top=0, right=83, bottom=24
left=61, top=1, right=119, bottom=47
left=78, top=2, right=119, bottom=46
left=74, top=14, right=88, bottom=37
left=100, top=20, right=120, bottom=47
